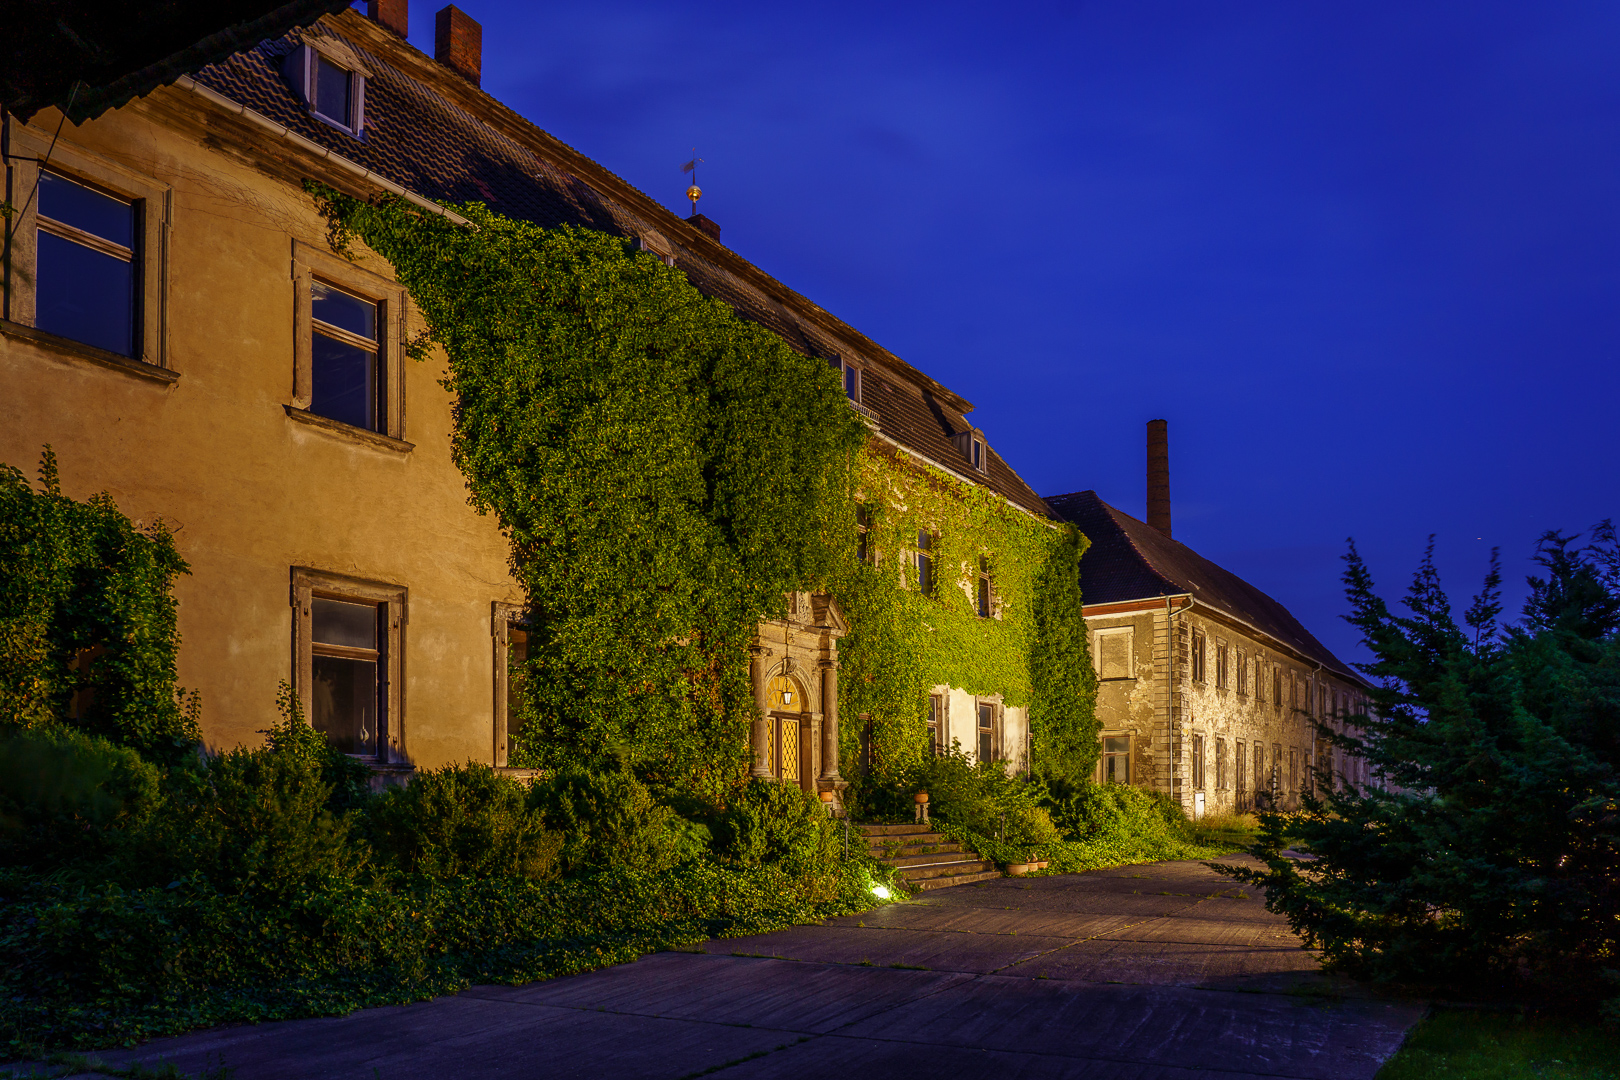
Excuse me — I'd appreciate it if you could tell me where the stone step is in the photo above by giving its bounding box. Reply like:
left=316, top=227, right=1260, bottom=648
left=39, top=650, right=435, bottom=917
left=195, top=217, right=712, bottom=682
left=884, top=849, right=969, bottom=868
left=866, top=838, right=959, bottom=855
left=857, top=823, right=937, bottom=837
left=911, top=869, right=1002, bottom=891
left=897, top=858, right=995, bottom=882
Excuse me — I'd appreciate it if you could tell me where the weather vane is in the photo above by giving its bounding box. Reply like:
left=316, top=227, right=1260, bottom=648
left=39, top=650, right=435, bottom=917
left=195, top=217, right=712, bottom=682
left=682, top=149, right=703, bottom=214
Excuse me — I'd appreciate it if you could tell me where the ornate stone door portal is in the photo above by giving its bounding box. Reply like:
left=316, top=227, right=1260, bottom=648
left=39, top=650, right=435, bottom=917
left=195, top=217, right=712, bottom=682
left=748, top=592, right=848, bottom=808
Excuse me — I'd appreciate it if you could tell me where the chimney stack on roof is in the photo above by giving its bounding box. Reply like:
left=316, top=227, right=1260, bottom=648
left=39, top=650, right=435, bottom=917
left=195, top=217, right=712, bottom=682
left=367, top=0, right=408, bottom=37
left=1147, top=418, right=1171, bottom=540
left=435, top=5, right=482, bottom=86
left=686, top=213, right=721, bottom=243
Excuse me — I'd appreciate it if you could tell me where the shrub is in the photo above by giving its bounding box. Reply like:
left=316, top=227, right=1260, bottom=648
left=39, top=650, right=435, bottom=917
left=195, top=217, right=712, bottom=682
left=364, top=763, right=560, bottom=881
left=0, top=451, right=197, bottom=763
left=0, top=725, right=162, bottom=873
left=1220, top=526, right=1620, bottom=1012
left=711, top=779, right=836, bottom=869
left=528, top=758, right=701, bottom=876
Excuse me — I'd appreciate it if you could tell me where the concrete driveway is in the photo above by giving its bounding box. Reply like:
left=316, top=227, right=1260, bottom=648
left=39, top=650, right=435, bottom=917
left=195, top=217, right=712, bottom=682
left=66, top=858, right=1425, bottom=1079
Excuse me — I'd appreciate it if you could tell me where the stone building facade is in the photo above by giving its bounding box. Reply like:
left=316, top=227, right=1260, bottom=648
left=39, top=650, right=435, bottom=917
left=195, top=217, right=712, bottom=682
left=1, top=3, right=1048, bottom=784
left=1047, top=481, right=1370, bottom=816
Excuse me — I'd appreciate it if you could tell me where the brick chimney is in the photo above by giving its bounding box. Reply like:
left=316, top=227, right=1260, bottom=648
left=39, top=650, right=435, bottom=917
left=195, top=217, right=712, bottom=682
left=435, top=5, right=482, bottom=86
left=367, top=0, right=408, bottom=37
left=1147, top=419, right=1171, bottom=540
left=686, top=213, right=721, bottom=243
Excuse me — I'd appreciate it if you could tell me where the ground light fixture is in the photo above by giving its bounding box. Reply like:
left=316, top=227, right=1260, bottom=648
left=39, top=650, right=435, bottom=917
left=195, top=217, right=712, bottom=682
left=871, top=885, right=892, bottom=900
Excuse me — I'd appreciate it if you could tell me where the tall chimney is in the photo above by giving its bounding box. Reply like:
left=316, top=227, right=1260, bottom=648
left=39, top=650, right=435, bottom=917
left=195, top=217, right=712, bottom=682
left=367, top=0, right=408, bottom=37
left=1147, top=418, right=1171, bottom=539
left=435, top=5, right=482, bottom=86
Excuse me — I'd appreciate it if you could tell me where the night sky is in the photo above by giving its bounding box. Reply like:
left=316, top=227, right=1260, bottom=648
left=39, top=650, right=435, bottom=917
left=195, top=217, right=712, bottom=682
left=392, top=0, right=1619, bottom=666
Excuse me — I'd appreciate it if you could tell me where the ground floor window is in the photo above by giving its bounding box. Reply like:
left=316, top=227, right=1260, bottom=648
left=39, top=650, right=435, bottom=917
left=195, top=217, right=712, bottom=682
left=1235, top=740, right=1247, bottom=806
left=292, top=568, right=405, bottom=762
left=492, top=602, right=532, bottom=766
left=1099, top=735, right=1130, bottom=783
left=928, top=693, right=945, bottom=754
left=1191, top=734, right=1206, bottom=790
left=976, top=700, right=997, bottom=763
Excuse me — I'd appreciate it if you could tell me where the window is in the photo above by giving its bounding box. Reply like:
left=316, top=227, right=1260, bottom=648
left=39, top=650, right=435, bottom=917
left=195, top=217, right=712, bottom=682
left=291, top=567, right=405, bottom=762
left=311, top=280, right=380, bottom=430
left=976, top=701, right=997, bottom=763
left=856, top=504, right=872, bottom=564
left=971, top=437, right=985, bottom=473
left=1215, top=642, right=1229, bottom=689
left=492, top=602, right=532, bottom=767
left=1216, top=737, right=1227, bottom=790
left=283, top=40, right=368, bottom=136
left=1094, top=626, right=1134, bottom=680
left=291, top=241, right=408, bottom=446
left=1192, top=734, right=1205, bottom=790
left=1236, top=650, right=1248, bottom=696
left=829, top=355, right=862, bottom=404
left=915, top=531, right=934, bottom=595
left=1255, top=742, right=1266, bottom=798
left=2, top=126, right=169, bottom=370
left=1272, top=666, right=1282, bottom=708
left=35, top=171, right=137, bottom=356
left=1272, top=743, right=1282, bottom=793
left=1289, top=748, right=1298, bottom=794
left=927, top=693, right=944, bottom=754
left=1099, top=735, right=1130, bottom=783
left=1191, top=631, right=1206, bottom=683
left=1235, top=740, right=1247, bottom=805
left=976, top=556, right=992, bottom=618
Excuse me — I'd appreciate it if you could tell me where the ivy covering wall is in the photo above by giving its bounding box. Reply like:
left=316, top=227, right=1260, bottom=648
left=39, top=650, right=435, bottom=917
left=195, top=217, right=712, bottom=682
left=832, top=443, right=1099, bottom=780
left=312, top=189, right=1097, bottom=796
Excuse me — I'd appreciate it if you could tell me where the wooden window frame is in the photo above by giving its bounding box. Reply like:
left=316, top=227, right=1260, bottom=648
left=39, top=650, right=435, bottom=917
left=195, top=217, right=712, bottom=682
left=1215, top=736, right=1227, bottom=790
left=1191, top=733, right=1206, bottom=791
left=291, top=567, right=406, bottom=763
left=492, top=600, right=531, bottom=767
left=1236, top=649, right=1248, bottom=697
left=1215, top=641, right=1229, bottom=689
left=856, top=503, right=873, bottom=564
left=2, top=119, right=170, bottom=371
left=1191, top=630, right=1207, bottom=683
left=975, top=697, right=1002, bottom=764
left=976, top=555, right=994, bottom=618
left=915, top=530, right=935, bottom=596
left=1097, top=732, right=1131, bottom=784
left=291, top=239, right=409, bottom=445
left=1272, top=665, right=1283, bottom=710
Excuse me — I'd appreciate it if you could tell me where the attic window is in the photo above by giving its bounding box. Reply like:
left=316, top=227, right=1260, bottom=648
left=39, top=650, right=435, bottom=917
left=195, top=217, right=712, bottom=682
left=828, top=355, right=861, bottom=404
left=285, top=42, right=368, bottom=137
left=971, top=438, right=985, bottom=472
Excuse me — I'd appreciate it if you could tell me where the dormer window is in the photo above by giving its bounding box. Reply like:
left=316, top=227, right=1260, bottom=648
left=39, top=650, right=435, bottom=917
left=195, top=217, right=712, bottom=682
left=971, top=437, right=985, bottom=472
left=284, top=39, right=369, bottom=137
left=951, top=428, right=989, bottom=473
left=828, top=355, right=861, bottom=404
left=315, top=55, right=356, bottom=128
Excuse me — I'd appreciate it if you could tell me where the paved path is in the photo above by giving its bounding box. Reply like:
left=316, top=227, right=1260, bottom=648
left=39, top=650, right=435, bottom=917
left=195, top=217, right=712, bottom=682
left=72, top=858, right=1425, bottom=1079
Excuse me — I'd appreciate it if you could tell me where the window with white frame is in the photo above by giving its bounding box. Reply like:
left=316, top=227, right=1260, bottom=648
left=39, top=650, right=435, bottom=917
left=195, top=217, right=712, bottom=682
left=2, top=123, right=169, bottom=369
left=976, top=700, right=998, bottom=763
left=1099, top=734, right=1130, bottom=783
left=283, top=39, right=368, bottom=137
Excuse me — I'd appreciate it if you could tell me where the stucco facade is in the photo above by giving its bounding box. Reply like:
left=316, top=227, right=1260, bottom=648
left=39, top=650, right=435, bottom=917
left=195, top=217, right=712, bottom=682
left=3, top=5, right=1052, bottom=785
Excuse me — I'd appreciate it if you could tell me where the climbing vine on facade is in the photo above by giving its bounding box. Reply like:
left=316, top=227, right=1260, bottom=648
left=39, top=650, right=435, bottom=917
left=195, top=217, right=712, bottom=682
left=831, top=444, right=1098, bottom=781
left=311, top=187, right=1097, bottom=797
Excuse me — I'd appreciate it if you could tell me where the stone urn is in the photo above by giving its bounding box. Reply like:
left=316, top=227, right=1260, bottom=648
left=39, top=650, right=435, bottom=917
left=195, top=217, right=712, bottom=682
left=913, top=790, right=930, bottom=824
left=1007, top=862, right=1031, bottom=876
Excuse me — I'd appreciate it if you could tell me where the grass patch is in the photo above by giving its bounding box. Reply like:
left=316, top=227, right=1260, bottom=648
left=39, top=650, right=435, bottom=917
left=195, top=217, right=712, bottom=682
left=1377, top=1010, right=1620, bottom=1080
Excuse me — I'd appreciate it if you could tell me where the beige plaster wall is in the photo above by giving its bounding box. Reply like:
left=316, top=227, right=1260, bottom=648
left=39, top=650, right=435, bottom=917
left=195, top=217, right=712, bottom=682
left=0, top=101, right=520, bottom=768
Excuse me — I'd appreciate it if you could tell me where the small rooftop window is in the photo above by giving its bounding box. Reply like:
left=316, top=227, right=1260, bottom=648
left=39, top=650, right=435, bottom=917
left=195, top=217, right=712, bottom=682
left=284, top=39, right=368, bottom=138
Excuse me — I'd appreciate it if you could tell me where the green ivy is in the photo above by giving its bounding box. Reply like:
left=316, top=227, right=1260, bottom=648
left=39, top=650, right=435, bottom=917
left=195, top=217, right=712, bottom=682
left=832, top=443, right=1099, bottom=781
left=310, top=189, right=1097, bottom=795
left=0, top=450, right=198, bottom=763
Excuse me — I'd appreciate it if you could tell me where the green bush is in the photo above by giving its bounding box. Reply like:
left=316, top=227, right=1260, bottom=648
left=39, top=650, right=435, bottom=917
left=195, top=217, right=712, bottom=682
left=1219, top=526, right=1620, bottom=1012
left=0, top=725, right=162, bottom=874
left=528, top=758, right=703, bottom=876
left=0, top=451, right=197, bottom=763
left=364, top=763, right=560, bottom=881
left=711, top=779, right=836, bottom=869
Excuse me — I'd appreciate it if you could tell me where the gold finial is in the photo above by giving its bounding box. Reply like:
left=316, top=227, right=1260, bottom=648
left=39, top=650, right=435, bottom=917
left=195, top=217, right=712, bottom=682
left=681, top=148, right=704, bottom=215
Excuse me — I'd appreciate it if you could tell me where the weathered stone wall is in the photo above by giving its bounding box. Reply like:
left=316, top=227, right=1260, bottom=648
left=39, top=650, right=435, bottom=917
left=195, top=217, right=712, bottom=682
left=1086, top=604, right=1367, bottom=815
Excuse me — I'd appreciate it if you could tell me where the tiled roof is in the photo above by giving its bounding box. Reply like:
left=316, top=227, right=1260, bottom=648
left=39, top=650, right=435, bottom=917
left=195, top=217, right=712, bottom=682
left=1046, top=490, right=1361, bottom=682
left=187, top=12, right=1051, bottom=518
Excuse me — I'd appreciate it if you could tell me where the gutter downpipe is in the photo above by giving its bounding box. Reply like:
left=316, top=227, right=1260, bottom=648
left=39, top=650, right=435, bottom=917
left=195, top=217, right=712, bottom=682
left=171, top=75, right=471, bottom=227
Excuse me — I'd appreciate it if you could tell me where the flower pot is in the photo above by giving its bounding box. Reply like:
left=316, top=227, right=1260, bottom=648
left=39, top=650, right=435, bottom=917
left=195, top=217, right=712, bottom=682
left=1008, top=862, right=1031, bottom=876
left=913, top=792, right=929, bottom=803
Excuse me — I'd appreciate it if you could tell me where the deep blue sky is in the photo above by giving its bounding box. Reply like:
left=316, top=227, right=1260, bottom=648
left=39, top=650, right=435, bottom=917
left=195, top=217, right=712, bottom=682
left=393, top=0, right=1620, bottom=665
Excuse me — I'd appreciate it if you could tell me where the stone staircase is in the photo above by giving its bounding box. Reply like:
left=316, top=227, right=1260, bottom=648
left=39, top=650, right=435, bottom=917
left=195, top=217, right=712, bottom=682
left=860, top=823, right=1001, bottom=891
